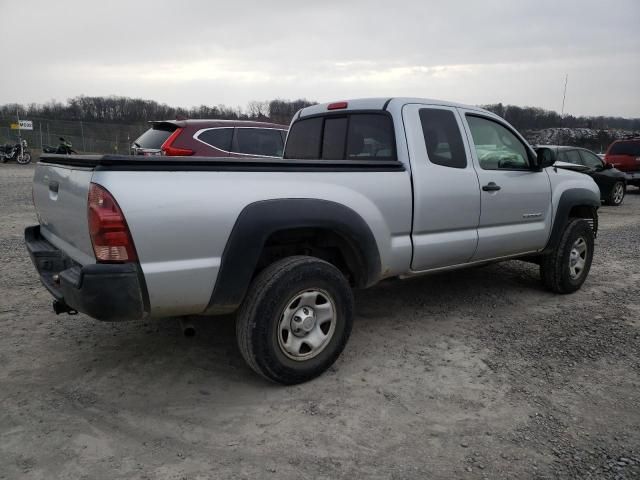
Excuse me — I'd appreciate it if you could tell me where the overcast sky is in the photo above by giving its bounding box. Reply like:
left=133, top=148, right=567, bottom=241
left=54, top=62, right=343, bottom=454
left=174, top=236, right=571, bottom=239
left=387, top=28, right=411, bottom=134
left=2, top=0, right=639, bottom=117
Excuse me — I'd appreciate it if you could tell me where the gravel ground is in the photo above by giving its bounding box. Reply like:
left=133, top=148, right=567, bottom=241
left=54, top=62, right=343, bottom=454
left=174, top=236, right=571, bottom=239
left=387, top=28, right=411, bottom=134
left=0, top=163, right=638, bottom=479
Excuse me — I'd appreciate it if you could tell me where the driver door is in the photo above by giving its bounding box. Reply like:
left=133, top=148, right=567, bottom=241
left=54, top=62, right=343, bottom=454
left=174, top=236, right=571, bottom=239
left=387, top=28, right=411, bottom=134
left=460, top=111, right=552, bottom=260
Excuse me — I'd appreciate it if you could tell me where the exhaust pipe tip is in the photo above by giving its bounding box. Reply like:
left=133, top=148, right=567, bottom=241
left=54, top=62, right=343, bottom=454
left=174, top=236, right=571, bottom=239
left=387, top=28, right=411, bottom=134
left=179, top=318, right=196, bottom=337
left=52, top=300, right=78, bottom=316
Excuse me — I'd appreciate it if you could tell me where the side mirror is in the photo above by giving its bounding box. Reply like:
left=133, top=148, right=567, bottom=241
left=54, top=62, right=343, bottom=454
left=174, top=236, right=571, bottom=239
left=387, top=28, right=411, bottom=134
left=604, top=162, right=613, bottom=170
left=535, top=148, right=555, bottom=169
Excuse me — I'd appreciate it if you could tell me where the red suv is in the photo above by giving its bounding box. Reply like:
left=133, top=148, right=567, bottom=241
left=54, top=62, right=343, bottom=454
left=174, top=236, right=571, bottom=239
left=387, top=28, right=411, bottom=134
left=131, top=119, right=288, bottom=158
left=604, top=138, right=640, bottom=187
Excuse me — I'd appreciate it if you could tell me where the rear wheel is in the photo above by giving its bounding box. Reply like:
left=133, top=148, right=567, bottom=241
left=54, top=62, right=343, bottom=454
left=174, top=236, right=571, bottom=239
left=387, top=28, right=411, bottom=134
left=605, top=181, right=625, bottom=206
left=236, top=256, right=354, bottom=385
left=540, top=218, right=594, bottom=293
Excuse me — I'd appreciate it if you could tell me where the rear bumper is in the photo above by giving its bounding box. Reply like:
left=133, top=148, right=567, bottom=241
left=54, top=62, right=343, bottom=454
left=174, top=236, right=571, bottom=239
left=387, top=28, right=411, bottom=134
left=25, top=225, right=147, bottom=321
left=622, top=171, right=640, bottom=185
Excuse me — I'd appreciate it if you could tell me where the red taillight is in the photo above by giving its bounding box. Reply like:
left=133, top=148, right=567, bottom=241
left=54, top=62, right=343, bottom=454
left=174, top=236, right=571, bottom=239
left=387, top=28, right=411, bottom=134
left=161, top=128, right=194, bottom=156
left=88, top=183, right=138, bottom=263
left=327, top=101, right=348, bottom=110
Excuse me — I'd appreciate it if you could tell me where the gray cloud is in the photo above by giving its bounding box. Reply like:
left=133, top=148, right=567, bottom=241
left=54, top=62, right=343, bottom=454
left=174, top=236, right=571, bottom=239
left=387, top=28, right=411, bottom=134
left=2, top=0, right=639, bottom=116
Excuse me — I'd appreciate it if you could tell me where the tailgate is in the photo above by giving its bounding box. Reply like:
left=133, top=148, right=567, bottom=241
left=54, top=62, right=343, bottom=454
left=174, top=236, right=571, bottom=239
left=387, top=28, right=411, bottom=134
left=33, top=159, right=95, bottom=265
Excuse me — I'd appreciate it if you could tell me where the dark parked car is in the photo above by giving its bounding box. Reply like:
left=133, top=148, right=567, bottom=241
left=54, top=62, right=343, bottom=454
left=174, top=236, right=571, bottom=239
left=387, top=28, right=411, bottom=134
left=536, top=145, right=627, bottom=206
left=131, top=119, right=288, bottom=158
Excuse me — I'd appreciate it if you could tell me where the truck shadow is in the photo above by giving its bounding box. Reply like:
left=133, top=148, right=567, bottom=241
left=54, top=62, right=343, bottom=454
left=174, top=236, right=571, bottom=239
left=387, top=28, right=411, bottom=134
left=95, top=260, right=541, bottom=381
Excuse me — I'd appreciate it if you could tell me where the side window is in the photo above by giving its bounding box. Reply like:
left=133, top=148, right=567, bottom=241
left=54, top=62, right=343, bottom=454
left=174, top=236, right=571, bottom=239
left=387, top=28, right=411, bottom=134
left=196, top=128, right=233, bottom=152
left=466, top=115, right=531, bottom=170
left=346, top=114, right=395, bottom=160
left=233, top=128, right=284, bottom=157
left=279, top=130, right=288, bottom=144
left=579, top=150, right=603, bottom=169
left=558, top=150, right=583, bottom=165
left=283, top=117, right=322, bottom=159
left=419, top=108, right=467, bottom=168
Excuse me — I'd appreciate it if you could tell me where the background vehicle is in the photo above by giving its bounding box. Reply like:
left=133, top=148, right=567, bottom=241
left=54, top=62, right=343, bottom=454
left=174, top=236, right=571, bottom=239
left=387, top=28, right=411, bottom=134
left=604, top=138, right=640, bottom=187
left=131, top=119, right=288, bottom=157
left=0, top=139, right=31, bottom=164
left=536, top=145, right=627, bottom=206
left=26, top=97, right=600, bottom=385
left=43, top=137, right=76, bottom=155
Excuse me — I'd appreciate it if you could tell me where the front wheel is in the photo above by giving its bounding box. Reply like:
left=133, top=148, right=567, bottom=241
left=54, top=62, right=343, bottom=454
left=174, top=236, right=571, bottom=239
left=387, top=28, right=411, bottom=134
left=236, top=256, right=354, bottom=385
left=17, top=152, right=31, bottom=164
left=605, top=181, right=625, bottom=206
left=540, top=218, right=594, bottom=293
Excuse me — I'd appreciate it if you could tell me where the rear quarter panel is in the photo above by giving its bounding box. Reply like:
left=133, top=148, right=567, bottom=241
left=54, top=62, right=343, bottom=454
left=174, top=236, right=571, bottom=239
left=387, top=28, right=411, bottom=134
left=91, top=169, right=413, bottom=317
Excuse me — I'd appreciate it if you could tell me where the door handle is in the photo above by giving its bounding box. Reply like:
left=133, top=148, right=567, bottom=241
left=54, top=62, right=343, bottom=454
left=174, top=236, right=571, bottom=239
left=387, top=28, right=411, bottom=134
left=482, top=182, right=501, bottom=192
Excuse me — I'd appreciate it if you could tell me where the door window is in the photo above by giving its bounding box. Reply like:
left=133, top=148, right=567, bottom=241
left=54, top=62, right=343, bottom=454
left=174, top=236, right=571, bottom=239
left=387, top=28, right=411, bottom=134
left=419, top=108, right=467, bottom=168
left=579, top=150, right=604, bottom=169
left=196, top=128, right=233, bottom=152
left=466, top=115, right=531, bottom=170
left=233, top=128, right=284, bottom=157
left=558, top=150, right=583, bottom=165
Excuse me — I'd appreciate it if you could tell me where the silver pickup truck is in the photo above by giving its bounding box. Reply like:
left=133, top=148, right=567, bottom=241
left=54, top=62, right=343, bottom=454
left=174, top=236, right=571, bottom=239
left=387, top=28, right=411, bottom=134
left=26, top=97, right=600, bottom=384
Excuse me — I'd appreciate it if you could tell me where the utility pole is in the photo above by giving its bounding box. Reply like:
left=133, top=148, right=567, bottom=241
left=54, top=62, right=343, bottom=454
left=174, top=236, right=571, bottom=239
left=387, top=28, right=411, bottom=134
left=15, top=108, right=22, bottom=145
left=47, top=123, right=50, bottom=146
left=558, top=74, right=568, bottom=146
left=560, top=74, right=568, bottom=119
left=80, top=120, right=86, bottom=152
left=39, top=122, right=43, bottom=149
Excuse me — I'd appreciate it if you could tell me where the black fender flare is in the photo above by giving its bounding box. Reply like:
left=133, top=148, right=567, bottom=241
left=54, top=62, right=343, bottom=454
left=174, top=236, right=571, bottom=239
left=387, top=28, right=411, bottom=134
left=543, top=188, right=600, bottom=253
left=208, top=199, right=382, bottom=311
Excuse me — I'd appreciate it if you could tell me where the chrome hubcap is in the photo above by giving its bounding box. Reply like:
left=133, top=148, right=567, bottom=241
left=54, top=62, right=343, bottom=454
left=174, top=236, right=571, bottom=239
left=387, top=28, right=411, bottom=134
left=278, top=289, right=336, bottom=361
left=613, top=184, right=624, bottom=204
left=569, top=237, right=587, bottom=280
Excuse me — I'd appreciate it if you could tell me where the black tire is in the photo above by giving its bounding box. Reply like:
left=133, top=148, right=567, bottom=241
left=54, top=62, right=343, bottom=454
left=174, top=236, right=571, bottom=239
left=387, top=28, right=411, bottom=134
left=604, top=181, right=625, bottom=206
left=236, top=256, right=354, bottom=385
left=540, top=218, right=594, bottom=294
left=17, top=153, right=31, bottom=165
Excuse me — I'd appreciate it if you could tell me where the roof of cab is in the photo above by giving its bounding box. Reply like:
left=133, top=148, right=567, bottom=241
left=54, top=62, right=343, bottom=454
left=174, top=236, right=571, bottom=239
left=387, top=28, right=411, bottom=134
left=297, top=97, right=491, bottom=118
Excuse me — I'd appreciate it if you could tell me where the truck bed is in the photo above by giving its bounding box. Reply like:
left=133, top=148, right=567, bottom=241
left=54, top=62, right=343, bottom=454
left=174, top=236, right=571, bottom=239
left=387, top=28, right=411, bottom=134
left=33, top=154, right=413, bottom=317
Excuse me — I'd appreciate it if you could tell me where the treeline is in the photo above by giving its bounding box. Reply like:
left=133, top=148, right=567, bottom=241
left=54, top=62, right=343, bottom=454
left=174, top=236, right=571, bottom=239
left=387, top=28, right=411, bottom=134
left=482, top=103, right=640, bottom=131
left=1, top=96, right=638, bottom=131
left=0, top=96, right=317, bottom=126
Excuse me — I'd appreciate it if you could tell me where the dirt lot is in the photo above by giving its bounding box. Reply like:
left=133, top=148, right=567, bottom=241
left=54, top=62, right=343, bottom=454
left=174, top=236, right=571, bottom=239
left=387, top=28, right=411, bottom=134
left=1, top=163, right=638, bottom=479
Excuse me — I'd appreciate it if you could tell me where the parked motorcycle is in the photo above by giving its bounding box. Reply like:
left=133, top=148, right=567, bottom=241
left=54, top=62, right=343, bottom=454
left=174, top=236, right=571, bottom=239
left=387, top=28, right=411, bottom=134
left=0, top=139, right=31, bottom=164
left=43, top=137, right=76, bottom=155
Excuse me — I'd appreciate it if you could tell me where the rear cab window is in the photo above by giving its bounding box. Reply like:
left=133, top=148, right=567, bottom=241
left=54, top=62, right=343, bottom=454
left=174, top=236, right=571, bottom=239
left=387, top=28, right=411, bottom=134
left=133, top=123, right=177, bottom=149
left=284, top=113, right=396, bottom=161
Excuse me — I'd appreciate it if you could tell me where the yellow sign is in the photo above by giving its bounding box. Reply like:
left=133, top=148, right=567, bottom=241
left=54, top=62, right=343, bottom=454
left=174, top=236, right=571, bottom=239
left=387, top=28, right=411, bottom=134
left=10, top=123, right=19, bottom=130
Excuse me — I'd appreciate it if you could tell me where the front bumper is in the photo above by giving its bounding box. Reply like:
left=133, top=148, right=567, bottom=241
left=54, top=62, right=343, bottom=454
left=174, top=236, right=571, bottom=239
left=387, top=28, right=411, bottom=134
left=24, top=225, right=147, bottom=321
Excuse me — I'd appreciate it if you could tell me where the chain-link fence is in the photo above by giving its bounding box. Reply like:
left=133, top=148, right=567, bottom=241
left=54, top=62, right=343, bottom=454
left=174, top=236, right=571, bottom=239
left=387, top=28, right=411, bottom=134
left=0, top=118, right=149, bottom=155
